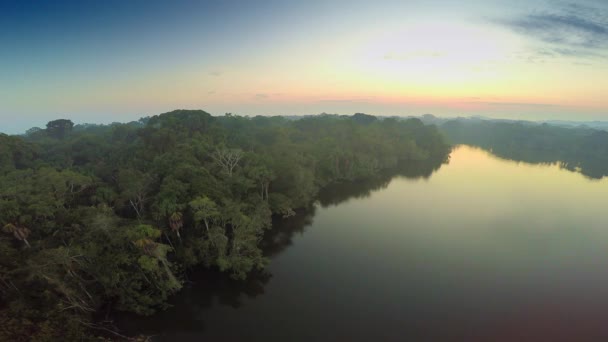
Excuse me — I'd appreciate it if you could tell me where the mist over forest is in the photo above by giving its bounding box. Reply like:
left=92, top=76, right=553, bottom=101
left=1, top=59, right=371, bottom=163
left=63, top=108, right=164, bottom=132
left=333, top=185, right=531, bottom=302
left=1, top=110, right=454, bottom=339
left=4, top=108, right=608, bottom=339
left=4, top=0, right=608, bottom=339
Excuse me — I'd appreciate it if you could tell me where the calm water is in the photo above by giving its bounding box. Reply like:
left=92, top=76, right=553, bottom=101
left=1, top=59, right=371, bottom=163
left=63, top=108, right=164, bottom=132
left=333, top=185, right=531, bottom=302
left=120, top=145, right=608, bottom=341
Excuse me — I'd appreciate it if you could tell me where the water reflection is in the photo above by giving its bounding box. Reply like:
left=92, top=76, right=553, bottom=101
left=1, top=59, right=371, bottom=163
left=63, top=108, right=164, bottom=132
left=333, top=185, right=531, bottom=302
left=116, top=155, right=448, bottom=338
left=446, top=131, right=608, bottom=179
left=117, top=146, right=608, bottom=340
left=317, top=155, right=448, bottom=207
left=482, top=143, right=608, bottom=179
left=262, top=208, right=316, bottom=258
left=263, top=155, right=447, bottom=258
left=116, top=269, right=272, bottom=335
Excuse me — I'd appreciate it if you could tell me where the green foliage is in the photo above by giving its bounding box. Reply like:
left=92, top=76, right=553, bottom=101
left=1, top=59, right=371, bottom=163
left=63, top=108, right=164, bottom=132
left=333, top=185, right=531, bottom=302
left=440, top=119, right=608, bottom=179
left=45, top=119, right=74, bottom=140
left=0, top=110, right=449, bottom=338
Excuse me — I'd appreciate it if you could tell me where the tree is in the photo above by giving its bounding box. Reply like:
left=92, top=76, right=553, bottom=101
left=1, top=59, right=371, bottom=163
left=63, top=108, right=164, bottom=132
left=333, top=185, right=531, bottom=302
left=25, top=127, right=42, bottom=136
left=0, top=109, right=451, bottom=338
left=352, top=113, right=377, bottom=125
left=218, top=201, right=267, bottom=280
left=248, top=165, right=275, bottom=202
left=168, top=212, right=183, bottom=240
left=130, top=224, right=181, bottom=294
left=46, top=119, right=74, bottom=139
left=118, top=169, right=153, bottom=219
left=212, top=148, right=243, bottom=176
left=3, top=223, right=31, bottom=248
left=189, top=196, right=219, bottom=233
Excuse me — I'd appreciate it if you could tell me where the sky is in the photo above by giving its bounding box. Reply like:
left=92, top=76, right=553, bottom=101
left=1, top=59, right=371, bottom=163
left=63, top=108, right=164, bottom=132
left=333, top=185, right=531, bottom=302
left=1, top=0, right=608, bottom=133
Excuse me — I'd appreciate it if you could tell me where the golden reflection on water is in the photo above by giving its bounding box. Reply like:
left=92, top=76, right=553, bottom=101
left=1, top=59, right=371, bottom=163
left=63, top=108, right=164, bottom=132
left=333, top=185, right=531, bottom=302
left=129, top=144, right=608, bottom=341
left=309, top=145, right=608, bottom=304
left=311, top=144, right=608, bottom=279
left=363, top=145, right=608, bottom=233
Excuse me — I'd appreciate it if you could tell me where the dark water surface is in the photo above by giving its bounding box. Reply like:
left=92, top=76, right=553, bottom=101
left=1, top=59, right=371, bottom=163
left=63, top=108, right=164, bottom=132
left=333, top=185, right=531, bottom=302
left=119, top=145, right=608, bottom=341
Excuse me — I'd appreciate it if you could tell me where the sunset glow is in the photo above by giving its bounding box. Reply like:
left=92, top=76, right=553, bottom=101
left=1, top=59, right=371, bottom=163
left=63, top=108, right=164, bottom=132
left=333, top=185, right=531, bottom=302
left=1, top=0, right=608, bottom=132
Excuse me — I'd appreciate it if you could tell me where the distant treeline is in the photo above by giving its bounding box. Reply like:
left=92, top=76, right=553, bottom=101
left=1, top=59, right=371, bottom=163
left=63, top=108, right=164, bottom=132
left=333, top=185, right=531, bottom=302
left=0, top=110, right=450, bottom=340
left=440, top=119, right=608, bottom=179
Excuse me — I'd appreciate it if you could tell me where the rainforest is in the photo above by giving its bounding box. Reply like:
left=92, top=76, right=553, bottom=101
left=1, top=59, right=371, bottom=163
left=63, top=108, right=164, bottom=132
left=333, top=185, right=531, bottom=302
left=0, top=110, right=450, bottom=340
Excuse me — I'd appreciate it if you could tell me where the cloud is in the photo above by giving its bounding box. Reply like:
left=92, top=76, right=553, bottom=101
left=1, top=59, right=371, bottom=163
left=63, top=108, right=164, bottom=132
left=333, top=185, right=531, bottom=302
left=536, top=46, right=605, bottom=58
left=496, top=2, right=608, bottom=58
left=208, top=70, right=222, bottom=76
left=507, top=14, right=607, bottom=47
left=255, top=93, right=268, bottom=99
left=317, top=96, right=376, bottom=103
left=465, top=101, right=559, bottom=108
left=317, top=99, right=359, bottom=103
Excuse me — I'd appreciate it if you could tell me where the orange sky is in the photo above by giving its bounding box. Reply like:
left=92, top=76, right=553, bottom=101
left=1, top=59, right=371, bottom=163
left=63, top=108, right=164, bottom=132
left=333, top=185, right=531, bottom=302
left=2, top=0, right=608, bottom=133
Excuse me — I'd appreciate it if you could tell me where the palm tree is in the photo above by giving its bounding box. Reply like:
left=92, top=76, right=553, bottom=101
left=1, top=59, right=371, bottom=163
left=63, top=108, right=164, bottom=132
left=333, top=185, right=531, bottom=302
left=3, top=224, right=31, bottom=248
left=168, top=212, right=183, bottom=240
left=133, top=238, right=157, bottom=256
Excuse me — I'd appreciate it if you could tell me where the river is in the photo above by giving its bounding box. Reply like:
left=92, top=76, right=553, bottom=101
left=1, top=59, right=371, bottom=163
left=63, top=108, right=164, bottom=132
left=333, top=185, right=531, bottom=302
left=118, top=145, right=608, bottom=341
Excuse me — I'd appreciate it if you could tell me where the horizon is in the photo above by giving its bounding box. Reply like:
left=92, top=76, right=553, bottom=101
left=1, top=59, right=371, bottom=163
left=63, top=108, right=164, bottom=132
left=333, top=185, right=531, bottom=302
left=5, top=2, right=608, bottom=338
left=6, top=109, right=608, bottom=136
left=2, top=0, right=608, bottom=133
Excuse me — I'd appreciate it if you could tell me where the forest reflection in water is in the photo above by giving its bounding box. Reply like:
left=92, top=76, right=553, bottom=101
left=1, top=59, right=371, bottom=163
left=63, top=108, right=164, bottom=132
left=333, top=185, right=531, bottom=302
left=440, top=120, right=608, bottom=179
left=115, top=155, right=448, bottom=337
left=118, top=144, right=608, bottom=341
left=480, top=143, right=608, bottom=179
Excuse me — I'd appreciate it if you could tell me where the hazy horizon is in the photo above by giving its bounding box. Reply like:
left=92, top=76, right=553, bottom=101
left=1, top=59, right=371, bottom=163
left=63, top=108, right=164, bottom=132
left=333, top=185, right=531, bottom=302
left=5, top=109, right=608, bottom=135
left=2, top=0, right=608, bottom=134
left=6, top=2, right=608, bottom=341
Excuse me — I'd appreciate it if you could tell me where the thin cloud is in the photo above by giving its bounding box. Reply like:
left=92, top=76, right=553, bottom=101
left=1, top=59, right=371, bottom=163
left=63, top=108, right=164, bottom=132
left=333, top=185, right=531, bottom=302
left=317, top=99, right=359, bottom=103
left=317, top=97, right=375, bottom=103
left=495, top=2, right=608, bottom=58
left=208, top=70, right=223, bottom=77
left=536, top=47, right=605, bottom=58
left=506, top=14, right=607, bottom=47
left=465, top=101, right=559, bottom=108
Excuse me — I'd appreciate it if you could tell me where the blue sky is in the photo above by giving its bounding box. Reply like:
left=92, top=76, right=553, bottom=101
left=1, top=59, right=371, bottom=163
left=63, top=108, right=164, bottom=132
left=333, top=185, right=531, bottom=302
left=1, top=0, right=608, bottom=133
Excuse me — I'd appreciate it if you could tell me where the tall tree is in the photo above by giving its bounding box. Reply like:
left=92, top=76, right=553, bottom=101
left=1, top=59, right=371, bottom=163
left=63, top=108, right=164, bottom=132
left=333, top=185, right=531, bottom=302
left=46, top=119, right=74, bottom=139
left=212, top=147, right=243, bottom=176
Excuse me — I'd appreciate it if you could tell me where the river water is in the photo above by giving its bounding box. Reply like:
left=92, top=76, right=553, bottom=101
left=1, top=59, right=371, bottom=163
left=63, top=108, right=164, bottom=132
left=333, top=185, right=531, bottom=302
left=120, top=145, right=608, bottom=341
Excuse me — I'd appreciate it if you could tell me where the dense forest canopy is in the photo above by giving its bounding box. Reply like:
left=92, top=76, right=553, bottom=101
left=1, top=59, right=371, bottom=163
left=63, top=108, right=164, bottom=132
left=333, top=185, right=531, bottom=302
left=0, top=110, right=450, bottom=340
left=440, top=118, right=608, bottom=179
